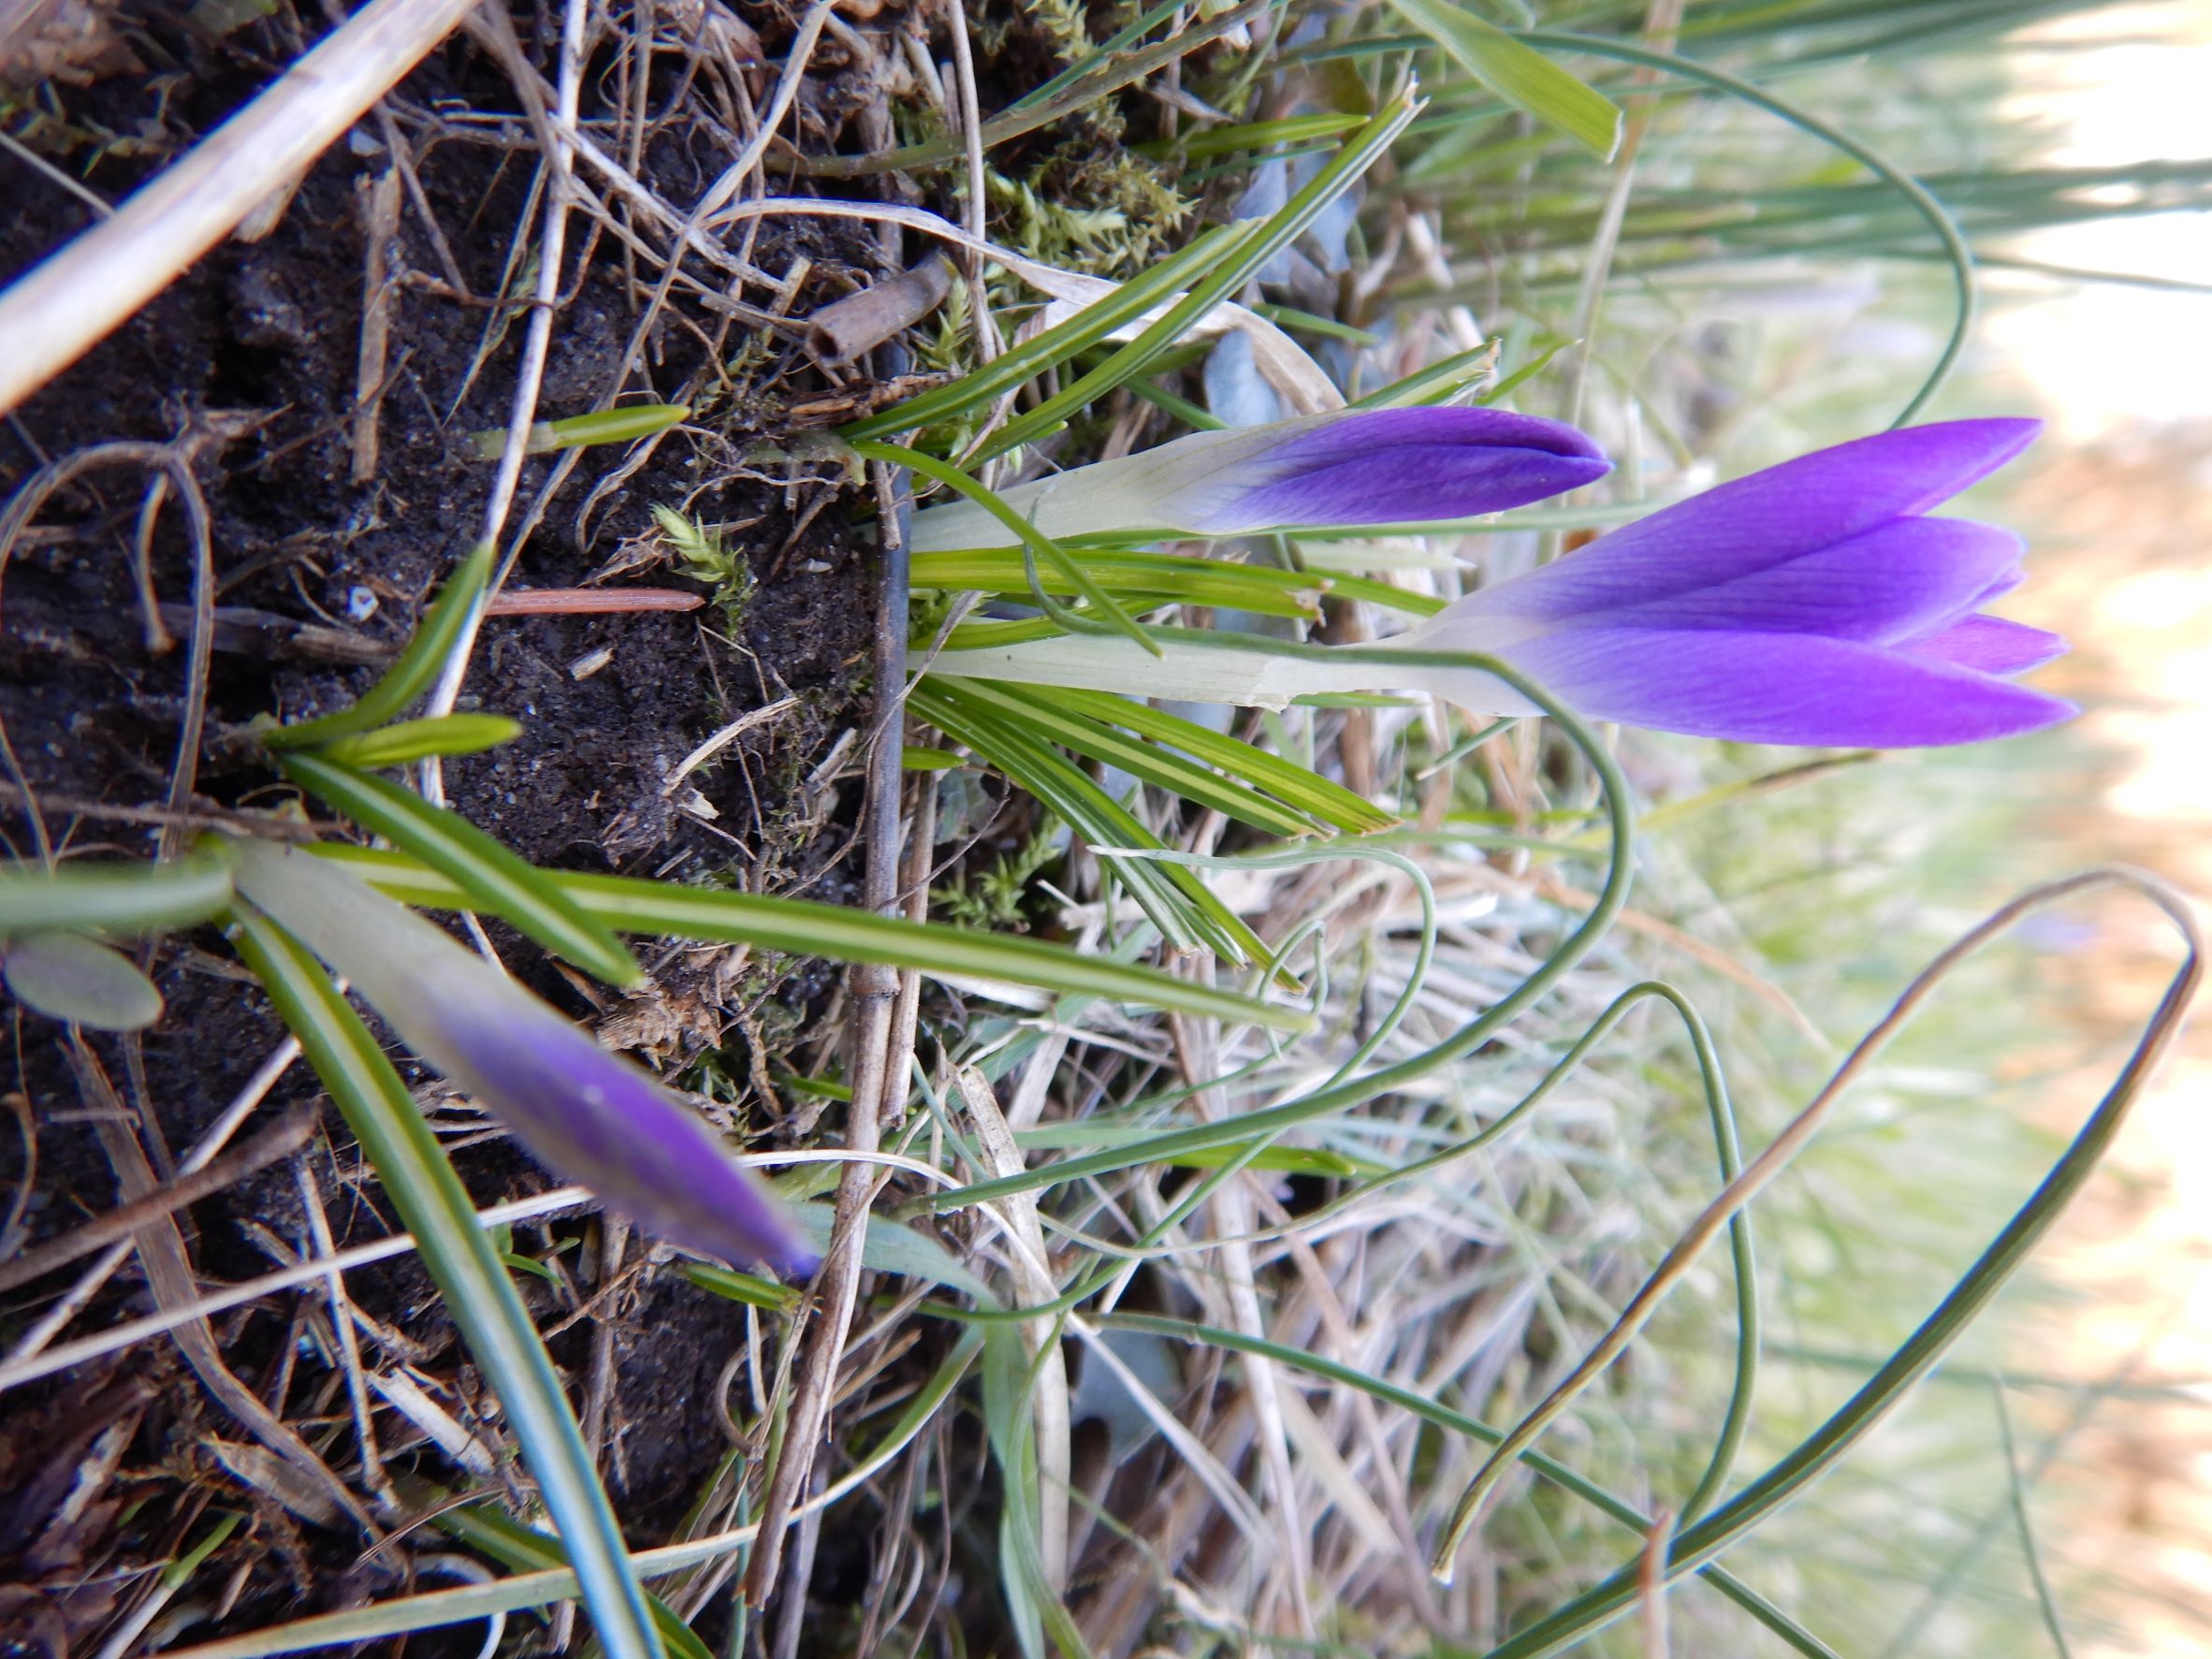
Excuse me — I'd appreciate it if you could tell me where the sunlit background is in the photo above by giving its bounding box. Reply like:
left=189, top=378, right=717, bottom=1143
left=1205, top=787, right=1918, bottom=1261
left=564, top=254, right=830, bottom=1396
left=1814, top=6, right=2212, bottom=1651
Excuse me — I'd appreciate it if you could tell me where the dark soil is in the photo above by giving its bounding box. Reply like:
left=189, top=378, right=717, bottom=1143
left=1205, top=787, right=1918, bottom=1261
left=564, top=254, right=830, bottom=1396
left=0, top=5, right=938, bottom=1651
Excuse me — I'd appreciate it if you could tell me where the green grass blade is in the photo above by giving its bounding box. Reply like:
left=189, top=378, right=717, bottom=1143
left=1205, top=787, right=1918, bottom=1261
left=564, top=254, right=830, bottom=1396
left=277, top=751, right=641, bottom=987
left=840, top=224, right=1259, bottom=441
left=162, top=1332, right=982, bottom=1657
left=318, top=714, right=524, bottom=768
left=911, top=678, right=1274, bottom=967
left=1046, top=687, right=1396, bottom=834
left=852, top=439, right=1158, bottom=657
left=911, top=678, right=1223, bottom=956
left=310, top=845, right=1308, bottom=1030
left=921, top=633, right=1635, bottom=1214
left=0, top=853, right=234, bottom=935
left=934, top=678, right=1318, bottom=837
left=1393, top=0, right=1622, bottom=158
left=266, top=542, right=494, bottom=749
left=429, top=1501, right=715, bottom=1659
left=472, top=402, right=691, bottom=459
left=227, top=906, right=663, bottom=1659
left=1514, top=28, right=1975, bottom=428
left=1479, top=873, right=2202, bottom=1659
left=974, top=92, right=1420, bottom=463
left=798, top=0, right=1267, bottom=179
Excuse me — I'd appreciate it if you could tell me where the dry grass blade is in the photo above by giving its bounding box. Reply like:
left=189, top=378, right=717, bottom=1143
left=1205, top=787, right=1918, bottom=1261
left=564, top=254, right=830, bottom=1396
left=0, top=0, right=479, bottom=413
left=0, top=1106, right=313, bottom=1295
left=1433, top=866, right=2206, bottom=1579
left=61, top=1038, right=374, bottom=1533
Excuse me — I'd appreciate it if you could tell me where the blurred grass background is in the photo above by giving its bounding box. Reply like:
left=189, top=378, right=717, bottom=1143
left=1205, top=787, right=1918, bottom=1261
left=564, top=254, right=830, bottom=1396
left=1521, top=4, right=2212, bottom=1651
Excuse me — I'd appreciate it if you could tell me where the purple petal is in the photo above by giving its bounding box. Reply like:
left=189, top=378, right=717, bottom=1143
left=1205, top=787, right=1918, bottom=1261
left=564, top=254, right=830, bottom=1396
left=1505, top=623, right=2077, bottom=747
left=1901, top=614, right=2069, bottom=677
left=1469, top=419, right=2042, bottom=619
left=1554, top=517, right=2024, bottom=642
left=1216, top=406, right=1609, bottom=531
left=426, top=1010, right=820, bottom=1276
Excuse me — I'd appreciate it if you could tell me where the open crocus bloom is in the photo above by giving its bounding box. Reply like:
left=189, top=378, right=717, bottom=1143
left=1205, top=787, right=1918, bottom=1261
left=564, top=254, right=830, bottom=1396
left=908, top=406, right=1610, bottom=548
left=234, top=840, right=816, bottom=1275
left=926, top=418, right=2075, bottom=749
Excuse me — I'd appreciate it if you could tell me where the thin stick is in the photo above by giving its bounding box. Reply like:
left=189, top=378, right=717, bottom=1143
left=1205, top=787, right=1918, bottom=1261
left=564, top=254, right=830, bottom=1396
left=660, top=694, right=798, bottom=797
left=350, top=166, right=403, bottom=485
left=745, top=456, right=910, bottom=1606
left=0, top=0, right=480, bottom=415
left=1638, top=1507, right=1677, bottom=1659
left=0, top=1107, right=315, bottom=1295
left=0, top=1186, right=603, bottom=1395
left=297, top=1154, right=393, bottom=1506
left=419, top=0, right=591, bottom=809
left=1, top=1032, right=308, bottom=1366
left=484, top=587, right=706, bottom=616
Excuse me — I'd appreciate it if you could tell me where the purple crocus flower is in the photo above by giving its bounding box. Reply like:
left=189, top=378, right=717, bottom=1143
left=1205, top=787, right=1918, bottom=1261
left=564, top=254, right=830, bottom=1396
left=233, top=840, right=815, bottom=1275
left=908, top=406, right=1610, bottom=548
left=925, top=418, right=2074, bottom=749
left=1395, top=417, right=2074, bottom=746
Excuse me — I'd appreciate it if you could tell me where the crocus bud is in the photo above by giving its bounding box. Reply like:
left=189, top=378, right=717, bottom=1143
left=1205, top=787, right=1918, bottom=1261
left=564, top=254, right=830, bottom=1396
left=232, top=839, right=815, bottom=1275
left=909, top=406, right=1610, bottom=549
left=925, top=419, right=2075, bottom=749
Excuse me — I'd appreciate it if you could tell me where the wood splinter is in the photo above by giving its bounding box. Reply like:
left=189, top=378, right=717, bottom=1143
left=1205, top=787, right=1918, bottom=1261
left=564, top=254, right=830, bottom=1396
left=803, top=253, right=953, bottom=366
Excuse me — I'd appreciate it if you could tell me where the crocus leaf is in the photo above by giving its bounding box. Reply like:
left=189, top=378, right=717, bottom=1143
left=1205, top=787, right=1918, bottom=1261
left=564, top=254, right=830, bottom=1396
left=910, top=678, right=1277, bottom=969
left=317, top=713, right=524, bottom=768
left=2, top=931, right=164, bottom=1030
left=839, top=223, right=1257, bottom=442
left=1391, top=0, right=1623, bottom=159
left=472, top=402, right=691, bottom=459
left=311, top=844, right=1310, bottom=1031
left=788, top=1203, right=1005, bottom=1309
left=226, top=904, right=662, bottom=1659
left=939, top=678, right=1318, bottom=838
left=266, top=541, right=495, bottom=750
left=277, top=751, right=642, bottom=987
left=0, top=853, right=234, bottom=937
left=973, top=95, right=1419, bottom=464
left=1045, top=686, right=1399, bottom=834
left=910, top=546, right=1325, bottom=618
left=853, top=437, right=1161, bottom=661
left=429, top=1499, right=717, bottom=1659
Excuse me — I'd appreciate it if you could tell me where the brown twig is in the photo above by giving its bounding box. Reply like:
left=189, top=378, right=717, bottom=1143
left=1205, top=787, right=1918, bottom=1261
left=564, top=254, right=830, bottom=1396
left=63, top=1039, right=373, bottom=1531
left=0, top=1105, right=315, bottom=1295
left=350, top=166, right=402, bottom=485
left=746, top=456, right=911, bottom=1608
left=483, top=586, right=706, bottom=616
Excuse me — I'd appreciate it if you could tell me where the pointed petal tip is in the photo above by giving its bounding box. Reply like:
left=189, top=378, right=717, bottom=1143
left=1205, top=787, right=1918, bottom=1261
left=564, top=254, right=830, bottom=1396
left=1906, top=613, right=2070, bottom=678
left=1506, top=624, right=2078, bottom=749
